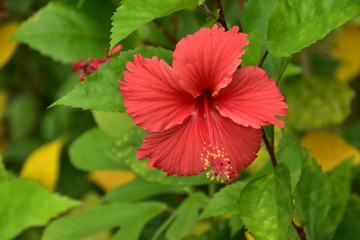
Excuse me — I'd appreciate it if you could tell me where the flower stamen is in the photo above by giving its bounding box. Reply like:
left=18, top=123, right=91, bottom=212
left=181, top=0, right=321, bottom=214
left=201, top=142, right=237, bottom=183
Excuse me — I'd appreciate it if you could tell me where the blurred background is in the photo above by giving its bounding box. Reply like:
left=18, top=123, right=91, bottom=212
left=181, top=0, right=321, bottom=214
left=1, top=0, right=360, bottom=239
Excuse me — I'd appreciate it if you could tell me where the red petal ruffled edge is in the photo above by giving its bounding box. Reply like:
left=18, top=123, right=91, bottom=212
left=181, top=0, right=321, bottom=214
left=120, top=54, right=195, bottom=132
left=213, top=66, right=288, bottom=129
left=137, top=102, right=262, bottom=181
left=173, top=25, right=249, bottom=97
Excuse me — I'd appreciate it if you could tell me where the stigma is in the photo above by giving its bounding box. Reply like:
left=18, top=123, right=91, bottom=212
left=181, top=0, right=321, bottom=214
left=201, top=142, right=238, bottom=183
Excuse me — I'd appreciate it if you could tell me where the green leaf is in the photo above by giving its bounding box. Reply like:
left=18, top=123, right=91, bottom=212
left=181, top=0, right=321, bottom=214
left=342, top=121, right=360, bottom=149
left=160, top=192, right=209, bottom=240
left=288, top=225, right=301, bottom=240
left=241, top=0, right=277, bottom=66
left=7, top=94, right=39, bottom=141
left=92, top=111, right=135, bottom=139
left=178, top=9, right=202, bottom=39
left=281, top=63, right=302, bottom=79
left=0, top=157, right=8, bottom=183
left=138, top=21, right=173, bottom=50
left=293, top=155, right=331, bottom=240
left=333, top=194, right=360, bottom=240
left=276, top=131, right=303, bottom=189
left=228, top=214, right=244, bottom=238
left=110, top=126, right=212, bottom=186
left=285, top=75, right=355, bottom=131
left=262, top=54, right=289, bottom=81
left=5, top=0, right=32, bottom=11
left=200, top=181, right=247, bottom=219
left=103, top=177, right=186, bottom=202
left=241, top=0, right=289, bottom=81
left=268, top=0, right=360, bottom=57
left=69, top=128, right=128, bottom=171
left=110, top=0, right=201, bottom=49
left=16, top=228, right=43, bottom=240
left=51, top=47, right=172, bottom=112
left=124, top=155, right=212, bottom=186
left=0, top=179, right=79, bottom=240
left=239, top=163, right=294, bottom=240
left=13, top=1, right=114, bottom=64
left=42, top=202, right=166, bottom=240
left=41, top=107, right=72, bottom=141
left=319, top=159, right=353, bottom=240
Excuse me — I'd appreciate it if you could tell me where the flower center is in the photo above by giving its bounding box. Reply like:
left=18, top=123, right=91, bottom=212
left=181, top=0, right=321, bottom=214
left=198, top=90, right=238, bottom=183
left=201, top=142, right=237, bottom=183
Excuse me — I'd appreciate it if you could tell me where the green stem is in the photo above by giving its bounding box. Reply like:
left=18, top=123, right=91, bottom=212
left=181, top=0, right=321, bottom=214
left=262, top=128, right=277, bottom=167
left=257, top=28, right=307, bottom=240
left=208, top=183, right=216, bottom=198
left=258, top=50, right=269, bottom=68
left=292, top=222, right=307, bottom=240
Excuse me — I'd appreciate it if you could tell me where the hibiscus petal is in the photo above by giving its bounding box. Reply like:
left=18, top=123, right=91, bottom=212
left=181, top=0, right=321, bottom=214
left=206, top=107, right=263, bottom=178
left=173, top=25, right=248, bottom=97
left=120, top=54, right=195, bottom=132
left=137, top=115, right=207, bottom=177
left=213, top=66, right=288, bottom=128
left=137, top=104, right=262, bottom=181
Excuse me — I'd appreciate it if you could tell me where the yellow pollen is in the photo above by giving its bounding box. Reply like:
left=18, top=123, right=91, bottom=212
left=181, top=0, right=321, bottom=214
left=200, top=142, right=237, bottom=183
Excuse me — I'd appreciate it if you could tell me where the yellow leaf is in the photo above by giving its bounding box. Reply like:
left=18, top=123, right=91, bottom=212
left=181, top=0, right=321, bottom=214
left=332, top=24, right=360, bottom=82
left=245, top=144, right=268, bottom=174
left=293, top=217, right=307, bottom=228
left=186, top=220, right=211, bottom=238
left=301, top=131, right=360, bottom=172
left=89, top=170, right=135, bottom=192
left=0, top=23, right=20, bottom=68
left=20, top=138, right=64, bottom=190
left=244, top=231, right=256, bottom=240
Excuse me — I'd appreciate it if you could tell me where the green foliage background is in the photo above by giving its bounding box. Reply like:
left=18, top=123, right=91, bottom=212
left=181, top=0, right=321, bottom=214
left=0, top=0, right=360, bottom=239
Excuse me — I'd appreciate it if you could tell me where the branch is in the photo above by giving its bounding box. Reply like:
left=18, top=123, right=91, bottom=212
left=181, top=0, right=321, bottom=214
left=292, top=222, right=307, bottom=240
left=214, top=0, right=228, bottom=30
left=262, top=130, right=307, bottom=240
left=258, top=35, right=307, bottom=240
left=262, top=128, right=277, bottom=167
left=258, top=50, right=269, bottom=68
left=197, top=3, right=217, bottom=19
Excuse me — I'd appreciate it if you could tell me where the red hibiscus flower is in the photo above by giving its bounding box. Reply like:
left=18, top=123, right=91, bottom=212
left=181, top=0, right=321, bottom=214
left=120, top=25, right=287, bottom=182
